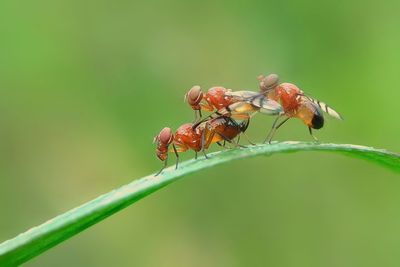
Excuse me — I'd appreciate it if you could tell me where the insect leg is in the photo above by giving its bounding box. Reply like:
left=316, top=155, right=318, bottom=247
left=194, top=151, right=198, bottom=160
left=265, top=116, right=290, bottom=144
left=192, top=113, right=214, bottom=129
left=275, top=117, right=290, bottom=130
left=193, top=110, right=199, bottom=124
left=216, top=141, right=227, bottom=148
left=193, top=110, right=226, bottom=129
left=242, top=118, right=250, bottom=132
left=242, top=133, right=255, bottom=145
left=201, top=130, right=211, bottom=159
left=155, top=159, right=168, bottom=176
left=172, top=144, right=180, bottom=169
left=308, top=127, right=319, bottom=142
left=241, top=118, right=255, bottom=145
left=218, top=133, right=246, bottom=148
left=193, top=109, right=204, bottom=124
left=264, top=115, right=282, bottom=144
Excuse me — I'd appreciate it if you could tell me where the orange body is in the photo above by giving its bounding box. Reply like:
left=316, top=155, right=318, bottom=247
left=268, top=83, right=302, bottom=115
left=173, top=123, right=203, bottom=153
left=167, top=118, right=245, bottom=156
left=155, top=117, right=247, bottom=164
left=156, top=143, right=169, bottom=161
left=155, top=127, right=174, bottom=161
left=267, top=82, right=323, bottom=129
left=186, top=86, right=237, bottom=112
left=155, top=123, right=204, bottom=164
left=203, top=116, right=248, bottom=149
left=154, top=117, right=248, bottom=176
left=203, top=87, right=236, bottom=111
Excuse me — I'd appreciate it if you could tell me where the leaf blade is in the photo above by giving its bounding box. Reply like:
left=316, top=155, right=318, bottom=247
left=0, top=142, right=399, bottom=265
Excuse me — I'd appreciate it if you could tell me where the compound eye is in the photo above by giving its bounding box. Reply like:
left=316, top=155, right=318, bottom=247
left=264, top=74, right=279, bottom=88
left=185, top=86, right=203, bottom=106
left=158, top=127, right=173, bottom=144
left=258, top=74, right=279, bottom=92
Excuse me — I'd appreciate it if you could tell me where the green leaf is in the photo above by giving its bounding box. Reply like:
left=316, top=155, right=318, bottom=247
left=0, top=142, right=399, bottom=266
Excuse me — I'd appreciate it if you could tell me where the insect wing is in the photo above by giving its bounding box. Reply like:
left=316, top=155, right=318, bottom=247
left=305, top=96, right=343, bottom=120
left=249, top=95, right=282, bottom=115
left=224, top=90, right=260, bottom=100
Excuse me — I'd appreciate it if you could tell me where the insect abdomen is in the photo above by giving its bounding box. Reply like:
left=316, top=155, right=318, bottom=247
left=311, top=113, right=324, bottom=129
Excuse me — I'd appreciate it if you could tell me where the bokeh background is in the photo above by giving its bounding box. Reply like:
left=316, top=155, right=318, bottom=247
left=0, top=0, right=399, bottom=266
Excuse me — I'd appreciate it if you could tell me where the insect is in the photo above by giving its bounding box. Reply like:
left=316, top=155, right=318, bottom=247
left=154, top=124, right=202, bottom=176
left=201, top=116, right=250, bottom=151
left=226, top=74, right=343, bottom=143
left=184, top=86, right=237, bottom=122
left=154, top=116, right=250, bottom=176
left=190, top=88, right=282, bottom=134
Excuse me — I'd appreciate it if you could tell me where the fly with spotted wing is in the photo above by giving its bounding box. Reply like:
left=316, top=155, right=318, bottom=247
left=226, top=74, right=343, bottom=143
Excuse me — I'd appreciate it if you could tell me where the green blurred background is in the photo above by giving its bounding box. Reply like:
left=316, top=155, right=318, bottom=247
left=0, top=0, right=399, bottom=266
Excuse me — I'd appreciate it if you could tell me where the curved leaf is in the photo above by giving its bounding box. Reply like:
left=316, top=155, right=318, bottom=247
left=0, top=142, right=399, bottom=266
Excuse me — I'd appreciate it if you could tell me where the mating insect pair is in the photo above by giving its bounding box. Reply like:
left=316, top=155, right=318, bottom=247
left=154, top=74, right=342, bottom=175
left=154, top=115, right=250, bottom=176
left=154, top=85, right=281, bottom=176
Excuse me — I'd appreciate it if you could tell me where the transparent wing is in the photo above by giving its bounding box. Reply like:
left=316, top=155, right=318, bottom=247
left=250, top=95, right=282, bottom=115
left=304, top=95, right=343, bottom=120
left=225, top=90, right=282, bottom=114
left=224, top=90, right=260, bottom=100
